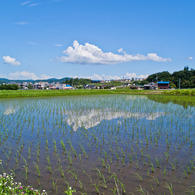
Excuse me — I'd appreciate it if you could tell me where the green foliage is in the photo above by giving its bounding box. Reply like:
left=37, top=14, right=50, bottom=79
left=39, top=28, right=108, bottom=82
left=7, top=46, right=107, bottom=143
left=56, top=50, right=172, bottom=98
left=27, top=84, right=34, bottom=89
left=64, top=187, right=76, bottom=195
left=62, top=78, right=92, bottom=86
left=164, top=89, right=195, bottom=96
left=132, top=80, right=149, bottom=85
left=146, top=67, right=195, bottom=88
left=147, top=71, right=172, bottom=83
left=0, top=172, right=47, bottom=194
left=95, top=81, right=122, bottom=87
left=0, top=84, right=19, bottom=90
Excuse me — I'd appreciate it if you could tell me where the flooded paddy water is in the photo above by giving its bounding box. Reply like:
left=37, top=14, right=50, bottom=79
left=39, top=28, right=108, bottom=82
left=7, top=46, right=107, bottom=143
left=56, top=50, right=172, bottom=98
left=0, top=95, right=194, bottom=195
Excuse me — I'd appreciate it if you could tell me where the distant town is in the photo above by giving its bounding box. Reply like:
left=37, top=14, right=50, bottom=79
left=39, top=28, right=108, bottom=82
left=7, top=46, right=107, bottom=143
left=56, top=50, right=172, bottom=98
left=0, top=78, right=172, bottom=90
left=0, top=66, right=194, bottom=90
left=0, top=78, right=144, bottom=90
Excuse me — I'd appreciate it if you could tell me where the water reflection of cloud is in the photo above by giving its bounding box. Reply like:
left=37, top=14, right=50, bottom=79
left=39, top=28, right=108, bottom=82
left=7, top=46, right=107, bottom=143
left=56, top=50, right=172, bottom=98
left=3, top=107, right=17, bottom=115
left=125, top=95, right=148, bottom=101
left=64, top=109, right=165, bottom=131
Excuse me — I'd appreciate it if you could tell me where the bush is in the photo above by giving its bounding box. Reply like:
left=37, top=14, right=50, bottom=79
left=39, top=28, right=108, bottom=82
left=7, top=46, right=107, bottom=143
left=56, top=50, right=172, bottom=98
left=0, top=84, right=19, bottom=90
left=0, top=161, right=47, bottom=195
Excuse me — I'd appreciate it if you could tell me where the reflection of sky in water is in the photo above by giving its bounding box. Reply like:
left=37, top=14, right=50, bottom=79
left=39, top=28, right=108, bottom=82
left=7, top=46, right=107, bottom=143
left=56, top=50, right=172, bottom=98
left=3, top=106, right=18, bottom=115
left=0, top=95, right=194, bottom=135
left=64, top=109, right=166, bottom=131
left=125, top=95, right=148, bottom=101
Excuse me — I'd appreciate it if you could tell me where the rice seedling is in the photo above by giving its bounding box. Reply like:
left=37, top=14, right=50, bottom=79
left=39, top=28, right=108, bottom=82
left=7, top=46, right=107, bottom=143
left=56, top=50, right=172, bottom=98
left=151, top=176, right=160, bottom=186
left=64, top=186, right=76, bottom=195
left=132, top=172, right=143, bottom=182
left=45, top=138, right=49, bottom=152
left=79, top=144, right=88, bottom=159
left=61, top=140, right=67, bottom=154
left=155, top=157, right=160, bottom=168
left=185, top=186, right=195, bottom=195
left=52, top=179, right=58, bottom=193
left=53, top=140, right=57, bottom=153
left=150, top=163, right=154, bottom=173
left=163, top=167, right=166, bottom=180
left=129, top=154, right=133, bottom=163
left=164, top=151, right=169, bottom=161
left=106, top=163, right=111, bottom=174
left=101, top=158, right=106, bottom=168
left=94, top=167, right=103, bottom=180
left=135, top=185, right=147, bottom=195
left=68, top=140, right=77, bottom=157
left=92, top=182, right=100, bottom=194
left=68, top=169, right=78, bottom=181
left=67, top=153, right=73, bottom=166
left=0, top=94, right=194, bottom=194
left=170, top=161, right=176, bottom=171
left=165, top=183, right=173, bottom=195
left=34, top=162, right=41, bottom=177
left=100, top=173, right=107, bottom=189
left=183, top=169, right=188, bottom=179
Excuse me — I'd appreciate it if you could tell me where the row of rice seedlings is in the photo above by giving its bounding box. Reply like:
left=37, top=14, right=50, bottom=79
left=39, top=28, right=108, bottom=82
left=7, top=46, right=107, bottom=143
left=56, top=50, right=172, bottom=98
left=0, top=95, right=194, bottom=194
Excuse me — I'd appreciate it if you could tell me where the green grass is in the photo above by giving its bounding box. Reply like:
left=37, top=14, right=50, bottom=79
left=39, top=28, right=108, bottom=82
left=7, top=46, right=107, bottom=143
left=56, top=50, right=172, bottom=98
left=147, top=94, right=195, bottom=108
left=0, top=89, right=162, bottom=98
left=163, top=89, right=195, bottom=96
left=0, top=88, right=194, bottom=99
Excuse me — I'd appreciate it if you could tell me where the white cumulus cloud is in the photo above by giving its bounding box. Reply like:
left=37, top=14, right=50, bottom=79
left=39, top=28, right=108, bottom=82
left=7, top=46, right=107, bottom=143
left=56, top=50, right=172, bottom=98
left=21, top=1, right=30, bottom=5
left=2, top=56, right=21, bottom=66
left=64, top=109, right=165, bottom=131
left=87, top=74, right=121, bottom=80
left=188, top=57, right=193, bottom=60
left=29, top=3, right=38, bottom=7
left=118, top=48, right=124, bottom=53
left=59, top=41, right=171, bottom=65
left=8, top=71, right=51, bottom=80
left=69, top=72, right=148, bottom=80
left=55, top=44, right=63, bottom=47
left=4, top=107, right=18, bottom=115
left=15, top=21, right=28, bottom=25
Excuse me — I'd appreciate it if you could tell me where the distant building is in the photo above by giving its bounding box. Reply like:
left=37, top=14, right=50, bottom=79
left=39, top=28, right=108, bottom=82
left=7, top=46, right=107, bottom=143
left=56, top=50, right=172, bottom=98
left=157, top=81, right=170, bottom=89
left=34, top=84, right=42, bottom=89
left=130, top=85, right=143, bottom=90
left=83, top=84, right=97, bottom=89
left=64, top=84, right=73, bottom=89
left=99, top=85, right=115, bottom=89
left=144, top=82, right=157, bottom=90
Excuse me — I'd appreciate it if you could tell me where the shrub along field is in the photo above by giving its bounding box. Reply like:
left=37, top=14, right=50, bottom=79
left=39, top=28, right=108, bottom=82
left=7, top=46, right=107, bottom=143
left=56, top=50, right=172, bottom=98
left=0, top=94, right=194, bottom=194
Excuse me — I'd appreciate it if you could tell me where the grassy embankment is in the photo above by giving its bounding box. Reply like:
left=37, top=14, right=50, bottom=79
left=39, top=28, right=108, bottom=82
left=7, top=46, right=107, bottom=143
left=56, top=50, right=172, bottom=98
left=1, top=89, right=194, bottom=107
left=0, top=88, right=163, bottom=98
left=0, top=88, right=194, bottom=98
left=148, top=94, right=195, bottom=108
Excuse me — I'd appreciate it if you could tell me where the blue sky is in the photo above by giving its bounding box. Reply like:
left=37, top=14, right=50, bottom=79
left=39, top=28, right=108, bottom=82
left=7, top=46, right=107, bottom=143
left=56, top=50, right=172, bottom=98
left=0, top=0, right=195, bottom=80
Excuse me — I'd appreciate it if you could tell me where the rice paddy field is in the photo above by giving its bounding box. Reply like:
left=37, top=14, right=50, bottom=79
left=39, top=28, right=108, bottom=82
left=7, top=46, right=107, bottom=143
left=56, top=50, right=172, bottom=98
left=0, top=95, right=195, bottom=194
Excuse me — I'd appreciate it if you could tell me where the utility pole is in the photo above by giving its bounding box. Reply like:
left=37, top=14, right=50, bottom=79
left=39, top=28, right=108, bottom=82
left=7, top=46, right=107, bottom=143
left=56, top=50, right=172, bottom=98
left=179, top=78, right=181, bottom=89
left=123, top=75, right=125, bottom=90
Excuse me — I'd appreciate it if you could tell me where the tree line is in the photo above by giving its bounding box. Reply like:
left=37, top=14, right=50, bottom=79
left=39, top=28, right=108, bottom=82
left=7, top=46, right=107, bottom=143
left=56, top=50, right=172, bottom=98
left=146, top=66, right=195, bottom=88
left=0, top=84, right=19, bottom=90
left=61, top=78, right=92, bottom=86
